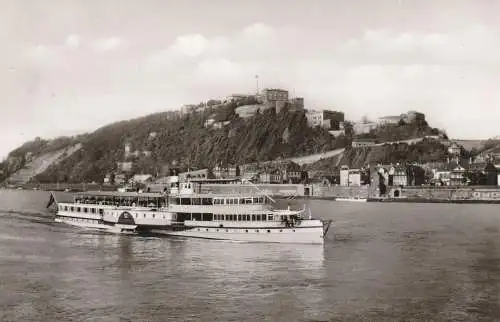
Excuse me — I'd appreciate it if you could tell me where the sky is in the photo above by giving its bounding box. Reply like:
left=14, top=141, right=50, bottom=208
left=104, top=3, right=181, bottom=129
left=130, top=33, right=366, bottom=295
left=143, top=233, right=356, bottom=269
left=2, top=0, right=500, bottom=158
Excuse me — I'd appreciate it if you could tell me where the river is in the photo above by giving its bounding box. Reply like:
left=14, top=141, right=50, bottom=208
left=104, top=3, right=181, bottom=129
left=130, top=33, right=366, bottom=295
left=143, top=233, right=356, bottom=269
left=1, top=189, right=500, bottom=321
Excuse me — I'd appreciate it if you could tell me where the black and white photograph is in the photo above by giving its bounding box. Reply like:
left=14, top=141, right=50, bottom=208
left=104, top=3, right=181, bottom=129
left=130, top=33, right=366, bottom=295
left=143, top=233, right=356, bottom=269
left=1, top=0, right=500, bottom=321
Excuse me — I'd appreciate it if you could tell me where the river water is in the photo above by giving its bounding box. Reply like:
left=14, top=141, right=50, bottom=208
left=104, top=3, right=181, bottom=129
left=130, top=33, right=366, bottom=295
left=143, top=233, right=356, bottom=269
left=1, top=189, right=500, bottom=321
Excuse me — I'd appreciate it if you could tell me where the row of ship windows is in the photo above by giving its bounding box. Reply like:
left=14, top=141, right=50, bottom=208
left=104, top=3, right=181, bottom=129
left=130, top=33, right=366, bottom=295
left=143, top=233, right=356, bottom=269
left=62, top=217, right=101, bottom=224
left=104, top=212, right=166, bottom=220
left=213, top=214, right=271, bottom=221
left=61, top=206, right=166, bottom=220
left=134, top=213, right=165, bottom=219
left=60, top=205, right=104, bottom=215
left=196, top=228, right=296, bottom=233
left=173, top=197, right=266, bottom=205
left=213, top=197, right=265, bottom=205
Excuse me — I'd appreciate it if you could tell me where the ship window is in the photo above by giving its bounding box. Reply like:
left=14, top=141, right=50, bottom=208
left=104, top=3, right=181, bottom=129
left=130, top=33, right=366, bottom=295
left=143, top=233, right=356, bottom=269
left=252, top=215, right=256, bottom=221
left=83, top=208, right=88, bottom=213
left=246, top=215, right=250, bottom=221
left=255, top=230, right=259, bottom=233
left=91, top=208, right=96, bottom=214
left=253, top=198, right=259, bottom=204
left=267, top=230, right=271, bottom=233
left=192, top=198, right=201, bottom=205
left=77, top=207, right=81, bottom=212
left=206, top=229, right=209, bottom=231
left=144, top=214, right=146, bottom=218
left=268, top=215, right=273, bottom=220
left=180, top=198, right=191, bottom=205
left=245, top=230, right=248, bottom=233
left=152, top=214, right=155, bottom=218
left=262, top=215, right=266, bottom=221
left=202, top=198, right=212, bottom=205
left=99, top=209, right=103, bottom=215
left=237, top=215, right=241, bottom=221
left=64, top=206, right=68, bottom=211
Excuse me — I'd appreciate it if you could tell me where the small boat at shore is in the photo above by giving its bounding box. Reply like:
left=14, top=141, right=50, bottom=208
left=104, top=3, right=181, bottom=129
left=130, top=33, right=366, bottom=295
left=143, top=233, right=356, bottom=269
left=335, top=197, right=367, bottom=202
left=46, top=177, right=332, bottom=244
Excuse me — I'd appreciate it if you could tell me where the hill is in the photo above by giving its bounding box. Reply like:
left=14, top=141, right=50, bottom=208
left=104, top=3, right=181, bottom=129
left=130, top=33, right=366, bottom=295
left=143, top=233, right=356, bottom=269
left=0, top=102, right=453, bottom=184
left=25, top=107, right=346, bottom=183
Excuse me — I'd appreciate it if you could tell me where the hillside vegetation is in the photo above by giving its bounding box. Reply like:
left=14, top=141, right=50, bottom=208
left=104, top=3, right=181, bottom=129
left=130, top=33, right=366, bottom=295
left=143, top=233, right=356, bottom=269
left=0, top=136, right=84, bottom=183
left=307, top=139, right=450, bottom=172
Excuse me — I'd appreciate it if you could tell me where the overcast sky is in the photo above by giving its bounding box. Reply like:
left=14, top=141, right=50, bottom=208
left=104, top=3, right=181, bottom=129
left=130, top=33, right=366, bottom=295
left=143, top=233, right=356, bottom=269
left=1, top=0, right=499, bottom=158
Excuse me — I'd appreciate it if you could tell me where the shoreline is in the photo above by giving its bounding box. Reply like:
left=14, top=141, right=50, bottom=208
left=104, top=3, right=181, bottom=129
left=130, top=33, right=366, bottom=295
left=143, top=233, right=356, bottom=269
left=275, top=196, right=500, bottom=204
left=5, top=184, right=500, bottom=205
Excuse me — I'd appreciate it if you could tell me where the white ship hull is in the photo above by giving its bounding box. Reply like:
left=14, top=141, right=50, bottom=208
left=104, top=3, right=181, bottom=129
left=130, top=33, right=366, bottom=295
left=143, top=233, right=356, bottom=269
left=54, top=217, right=137, bottom=234
left=152, top=226, right=325, bottom=244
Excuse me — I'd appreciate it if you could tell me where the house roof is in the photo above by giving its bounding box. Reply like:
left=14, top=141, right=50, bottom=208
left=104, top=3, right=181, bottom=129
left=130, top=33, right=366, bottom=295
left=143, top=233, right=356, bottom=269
left=469, top=162, right=487, bottom=170
left=353, top=138, right=377, bottom=143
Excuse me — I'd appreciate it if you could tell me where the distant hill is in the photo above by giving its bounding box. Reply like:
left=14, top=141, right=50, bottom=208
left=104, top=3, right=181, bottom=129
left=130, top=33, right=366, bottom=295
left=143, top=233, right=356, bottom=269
left=452, top=139, right=486, bottom=152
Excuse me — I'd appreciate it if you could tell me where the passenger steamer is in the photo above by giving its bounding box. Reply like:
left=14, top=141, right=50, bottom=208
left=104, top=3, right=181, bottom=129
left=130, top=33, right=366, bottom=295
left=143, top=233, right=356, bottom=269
left=49, top=178, right=332, bottom=244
